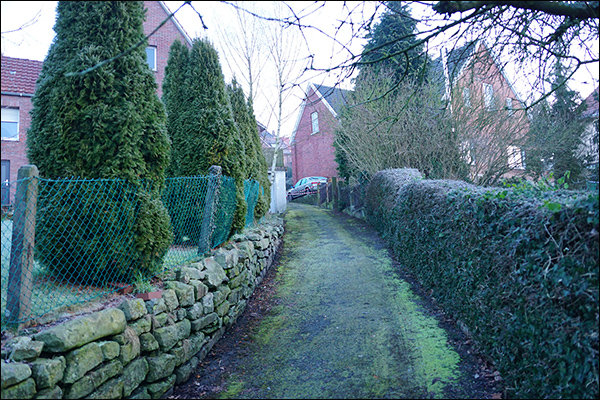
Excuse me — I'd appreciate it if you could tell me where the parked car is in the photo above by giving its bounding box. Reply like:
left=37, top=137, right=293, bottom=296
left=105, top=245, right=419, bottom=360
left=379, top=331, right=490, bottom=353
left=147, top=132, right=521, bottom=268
left=287, top=176, right=328, bottom=200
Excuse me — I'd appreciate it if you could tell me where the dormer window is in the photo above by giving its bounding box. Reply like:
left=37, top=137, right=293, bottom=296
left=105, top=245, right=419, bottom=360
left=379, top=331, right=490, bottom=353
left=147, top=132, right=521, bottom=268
left=462, top=87, right=471, bottom=108
left=506, top=98, right=514, bottom=116
left=311, top=112, right=319, bottom=134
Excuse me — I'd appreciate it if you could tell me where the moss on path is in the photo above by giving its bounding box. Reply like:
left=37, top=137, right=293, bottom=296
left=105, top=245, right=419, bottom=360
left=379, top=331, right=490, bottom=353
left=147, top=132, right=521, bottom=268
left=216, top=203, right=465, bottom=399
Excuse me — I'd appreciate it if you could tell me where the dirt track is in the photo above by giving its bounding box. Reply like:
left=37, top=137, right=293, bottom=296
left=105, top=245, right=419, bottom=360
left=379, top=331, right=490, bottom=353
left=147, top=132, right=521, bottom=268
left=169, top=202, right=504, bottom=399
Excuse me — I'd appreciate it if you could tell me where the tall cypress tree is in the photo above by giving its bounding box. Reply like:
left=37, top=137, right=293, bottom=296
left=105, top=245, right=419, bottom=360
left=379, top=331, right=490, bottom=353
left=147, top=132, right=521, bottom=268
left=227, top=78, right=271, bottom=221
left=27, top=1, right=172, bottom=283
left=164, top=38, right=247, bottom=235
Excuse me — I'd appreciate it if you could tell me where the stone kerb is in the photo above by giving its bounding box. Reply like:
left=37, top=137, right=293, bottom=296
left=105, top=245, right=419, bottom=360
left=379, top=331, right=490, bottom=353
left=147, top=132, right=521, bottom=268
left=0, top=216, right=284, bottom=400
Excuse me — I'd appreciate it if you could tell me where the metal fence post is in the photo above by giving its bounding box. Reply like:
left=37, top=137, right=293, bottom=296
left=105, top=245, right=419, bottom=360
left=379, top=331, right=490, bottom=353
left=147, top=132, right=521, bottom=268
left=198, top=165, right=222, bottom=255
left=6, top=165, right=39, bottom=326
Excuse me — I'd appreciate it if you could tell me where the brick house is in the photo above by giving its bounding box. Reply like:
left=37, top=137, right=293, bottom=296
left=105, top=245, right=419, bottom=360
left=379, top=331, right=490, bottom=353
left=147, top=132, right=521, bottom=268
left=1, top=1, right=192, bottom=203
left=290, top=83, right=350, bottom=185
left=579, top=86, right=599, bottom=179
left=433, top=40, right=531, bottom=184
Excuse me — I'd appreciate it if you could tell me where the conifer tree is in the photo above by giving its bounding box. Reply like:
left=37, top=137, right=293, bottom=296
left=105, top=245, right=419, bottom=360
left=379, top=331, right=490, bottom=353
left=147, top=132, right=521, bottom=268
left=356, top=1, right=428, bottom=87
left=27, top=1, right=172, bottom=283
left=226, top=79, right=271, bottom=221
left=525, top=61, right=587, bottom=185
left=162, top=39, right=189, bottom=177
left=164, top=38, right=247, bottom=235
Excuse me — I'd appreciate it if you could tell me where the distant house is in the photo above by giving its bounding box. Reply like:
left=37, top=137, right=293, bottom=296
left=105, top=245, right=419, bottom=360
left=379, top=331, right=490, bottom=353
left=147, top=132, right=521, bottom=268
left=579, top=86, right=599, bottom=180
left=258, top=121, right=291, bottom=171
left=290, top=83, right=350, bottom=185
left=1, top=1, right=192, bottom=203
left=432, top=40, right=531, bottom=184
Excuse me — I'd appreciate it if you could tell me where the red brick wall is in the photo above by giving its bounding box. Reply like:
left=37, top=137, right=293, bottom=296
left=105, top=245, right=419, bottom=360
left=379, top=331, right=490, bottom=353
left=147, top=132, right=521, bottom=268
left=1, top=95, right=34, bottom=184
left=143, top=1, right=192, bottom=98
left=291, top=88, right=340, bottom=184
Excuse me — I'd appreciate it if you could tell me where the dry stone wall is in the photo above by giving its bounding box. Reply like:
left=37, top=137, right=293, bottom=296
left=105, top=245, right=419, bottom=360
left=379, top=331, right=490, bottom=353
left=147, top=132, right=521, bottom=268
left=1, top=217, right=284, bottom=399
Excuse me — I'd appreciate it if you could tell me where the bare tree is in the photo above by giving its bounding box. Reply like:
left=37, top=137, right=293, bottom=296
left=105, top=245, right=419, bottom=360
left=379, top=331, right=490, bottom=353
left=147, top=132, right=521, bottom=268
left=213, top=1, right=266, bottom=104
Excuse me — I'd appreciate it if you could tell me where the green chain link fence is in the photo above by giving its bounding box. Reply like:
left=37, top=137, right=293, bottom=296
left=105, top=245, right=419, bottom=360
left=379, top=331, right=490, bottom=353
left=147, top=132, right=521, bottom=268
left=1, top=165, right=262, bottom=330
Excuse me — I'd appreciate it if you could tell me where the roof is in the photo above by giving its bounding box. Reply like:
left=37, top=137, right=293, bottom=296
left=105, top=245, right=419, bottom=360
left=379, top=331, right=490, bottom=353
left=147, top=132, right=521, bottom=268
left=1, top=55, right=44, bottom=95
left=430, top=40, right=525, bottom=106
left=314, top=84, right=351, bottom=115
left=156, top=1, right=193, bottom=47
left=581, top=86, right=599, bottom=119
left=290, top=82, right=351, bottom=144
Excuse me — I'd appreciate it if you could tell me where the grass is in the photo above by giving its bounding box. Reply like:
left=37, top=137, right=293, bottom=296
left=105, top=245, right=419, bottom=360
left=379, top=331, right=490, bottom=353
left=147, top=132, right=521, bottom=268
left=1, top=216, right=200, bottom=331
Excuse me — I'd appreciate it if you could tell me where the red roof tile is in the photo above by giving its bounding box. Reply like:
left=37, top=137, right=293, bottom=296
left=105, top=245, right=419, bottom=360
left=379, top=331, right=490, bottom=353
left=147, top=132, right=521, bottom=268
left=1, top=55, right=43, bottom=95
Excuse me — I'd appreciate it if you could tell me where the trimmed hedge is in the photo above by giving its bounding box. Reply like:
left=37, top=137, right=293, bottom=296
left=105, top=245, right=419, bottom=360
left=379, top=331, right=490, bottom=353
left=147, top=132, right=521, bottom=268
left=365, top=169, right=599, bottom=399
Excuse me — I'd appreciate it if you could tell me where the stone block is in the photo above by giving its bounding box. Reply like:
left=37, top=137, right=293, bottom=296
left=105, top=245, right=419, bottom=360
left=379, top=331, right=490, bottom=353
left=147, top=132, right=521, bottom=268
left=139, top=333, right=159, bottom=353
left=8, top=336, right=44, bottom=362
left=98, top=341, right=120, bottom=361
left=121, top=357, right=149, bottom=398
left=175, top=356, right=199, bottom=384
left=214, top=284, right=231, bottom=306
left=1, top=378, right=36, bottom=399
left=146, top=374, right=176, bottom=399
left=177, top=267, right=203, bottom=283
left=35, top=386, right=63, bottom=399
left=63, top=342, right=103, bottom=384
left=163, top=282, right=194, bottom=307
left=201, top=258, right=228, bottom=289
left=128, top=387, right=149, bottom=399
left=1, top=360, right=31, bottom=389
left=145, top=354, right=176, bottom=383
left=190, top=313, right=218, bottom=332
left=35, top=309, right=126, bottom=353
left=119, top=298, right=148, bottom=321
left=188, top=279, right=208, bottom=301
left=130, top=315, right=152, bottom=336
left=214, top=247, right=239, bottom=270
left=30, top=356, right=65, bottom=390
left=161, top=289, right=179, bottom=311
left=145, top=298, right=167, bottom=315
left=202, top=292, right=214, bottom=314
left=117, top=327, right=141, bottom=365
left=88, top=378, right=123, bottom=399
left=186, top=302, right=204, bottom=320
left=153, top=319, right=191, bottom=352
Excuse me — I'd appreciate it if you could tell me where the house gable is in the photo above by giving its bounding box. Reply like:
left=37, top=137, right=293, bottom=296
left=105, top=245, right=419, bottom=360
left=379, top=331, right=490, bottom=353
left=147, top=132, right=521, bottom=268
left=290, top=83, right=350, bottom=183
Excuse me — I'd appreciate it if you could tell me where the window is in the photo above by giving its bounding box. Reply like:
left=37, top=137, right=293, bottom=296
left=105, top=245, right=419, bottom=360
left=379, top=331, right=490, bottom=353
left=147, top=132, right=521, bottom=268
left=1, top=108, right=19, bottom=141
left=506, top=98, right=514, bottom=116
left=483, top=83, right=494, bottom=110
left=311, top=112, right=319, bottom=134
left=460, top=141, right=473, bottom=165
left=1, top=160, right=9, bottom=205
left=507, top=145, right=524, bottom=169
left=462, top=87, right=471, bottom=108
left=146, top=46, right=157, bottom=71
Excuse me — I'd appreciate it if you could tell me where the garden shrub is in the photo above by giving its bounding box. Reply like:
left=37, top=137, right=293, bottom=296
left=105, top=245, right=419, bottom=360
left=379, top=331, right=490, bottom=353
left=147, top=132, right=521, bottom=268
left=365, top=168, right=599, bottom=399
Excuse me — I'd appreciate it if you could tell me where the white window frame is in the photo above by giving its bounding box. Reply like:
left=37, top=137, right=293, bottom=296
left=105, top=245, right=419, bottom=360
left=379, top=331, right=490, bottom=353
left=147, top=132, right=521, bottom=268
left=1, top=107, right=20, bottom=141
left=462, top=87, right=471, bottom=108
left=507, top=145, right=524, bottom=169
left=483, top=83, right=494, bottom=111
left=506, top=97, right=514, bottom=116
left=311, top=112, right=319, bottom=134
left=146, top=46, right=157, bottom=71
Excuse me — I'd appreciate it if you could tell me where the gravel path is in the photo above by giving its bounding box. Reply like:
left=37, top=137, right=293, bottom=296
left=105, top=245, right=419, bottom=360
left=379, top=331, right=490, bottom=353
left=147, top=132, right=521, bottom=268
left=169, top=202, right=504, bottom=399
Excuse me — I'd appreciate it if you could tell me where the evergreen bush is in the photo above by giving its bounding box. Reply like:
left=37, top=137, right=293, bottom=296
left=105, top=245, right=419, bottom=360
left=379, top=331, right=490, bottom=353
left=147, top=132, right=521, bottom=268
left=27, top=1, right=172, bottom=284
left=365, top=169, right=599, bottom=399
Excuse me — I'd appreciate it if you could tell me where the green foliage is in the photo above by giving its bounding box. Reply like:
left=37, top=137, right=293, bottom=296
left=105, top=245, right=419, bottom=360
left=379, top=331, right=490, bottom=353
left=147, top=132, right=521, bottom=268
left=524, top=62, right=587, bottom=185
left=227, top=79, right=271, bottom=221
left=163, top=38, right=247, bottom=236
left=365, top=169, right=599, bottom=399
left=27, top=1, right=172, bottom=284
left=356, top=1, right=428, bottom=87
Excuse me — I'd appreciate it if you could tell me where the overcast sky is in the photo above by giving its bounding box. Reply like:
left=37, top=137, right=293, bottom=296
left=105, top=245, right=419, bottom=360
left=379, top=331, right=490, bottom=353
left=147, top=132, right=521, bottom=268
left=2, top=1, right=599, bottom=137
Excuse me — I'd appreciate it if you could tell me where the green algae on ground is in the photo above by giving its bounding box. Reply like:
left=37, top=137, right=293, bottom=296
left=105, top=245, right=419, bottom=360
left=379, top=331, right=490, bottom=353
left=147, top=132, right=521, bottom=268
left=219, top=203, right=462, bottom=399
